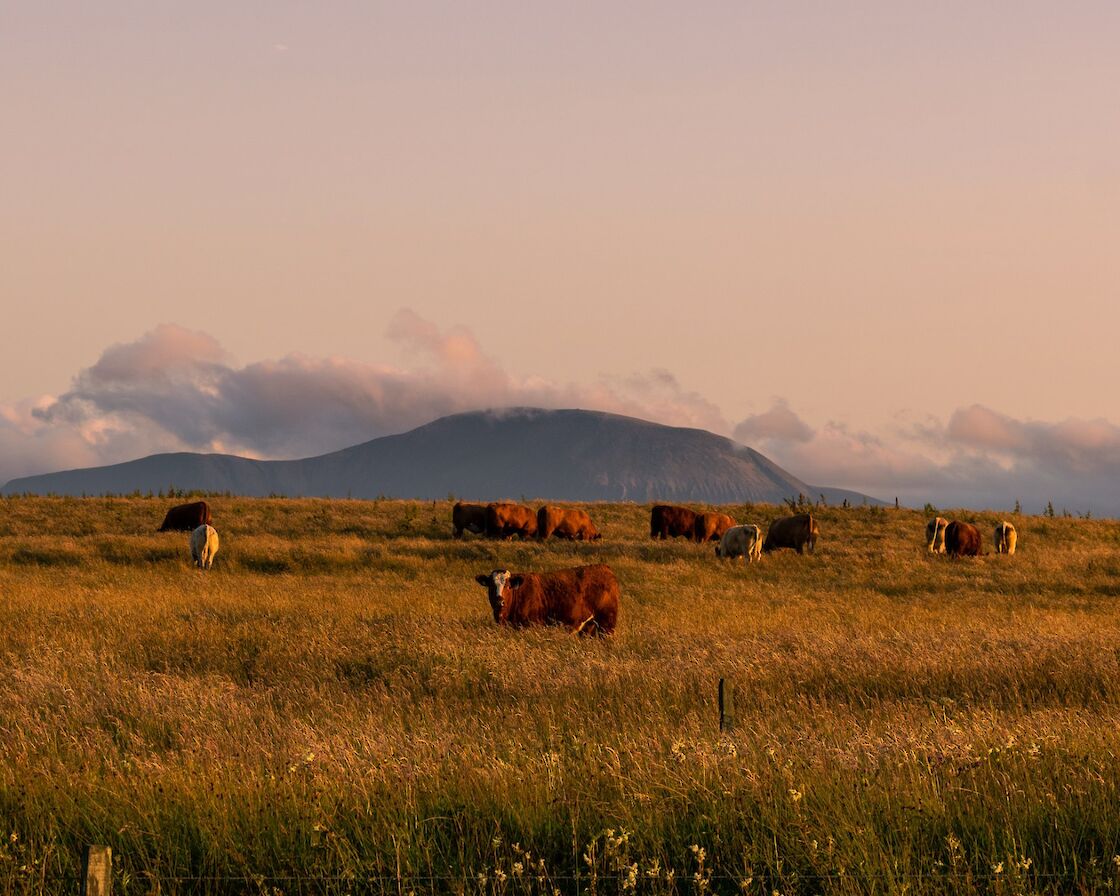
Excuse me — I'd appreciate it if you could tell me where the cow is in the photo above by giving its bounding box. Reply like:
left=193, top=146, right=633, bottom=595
left=650, top=505, right=698, bottom=540
left=994, top=521, right=1017, bottom=555
left=694, top=512, right=735, bottom=544
left=926, top=517, right=949, bottom=553
left=944, top=520, right=982, bottom=558
left=452, top=502, right=488, bottom=538
left=537, top=505, right=601, bottom=541
left=190, top=524, right=220, bottom=570
left=474, top=564, right=619, bottom=635
left=485, top=502, right=538, bottom=540
left=762, top=513, right=819, bottom=554
left=158, top=500, right=211, bottom=532
left=715, top=524, right=763, bottom=563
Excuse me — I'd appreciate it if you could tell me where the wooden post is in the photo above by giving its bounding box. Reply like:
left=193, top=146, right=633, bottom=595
left=719, top=678, right=734, bottom=733
left=80, top=845, right=111, bottom=896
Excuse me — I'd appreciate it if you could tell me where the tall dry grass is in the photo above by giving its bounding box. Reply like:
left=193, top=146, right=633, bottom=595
left=2, top=496, right=1120, bottom=894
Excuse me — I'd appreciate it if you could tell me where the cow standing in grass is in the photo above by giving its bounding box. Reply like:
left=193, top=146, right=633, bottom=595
left=485, top=503, right=538, bottom=540
left=926, top=517, right=949, bottom=553
left=763, top=513, right=819, bottom=554
left=694, top=512, right=735, bottom=544
left=452, top=502, right=488, bottom=538
left=474, top=565, right=619, bottom=635
left=537, top=506, right=601, bottom=540
left=716, top=524, right=763, bottom=563
left=159, top=500, right=211, bottom=532
left=944, top=521, right=982, bottom=558
left=994, top=521, right=1017, bottom=555
left=650, top=505, right=698, bottom=540
left=190, top=524, right=220, bottom=569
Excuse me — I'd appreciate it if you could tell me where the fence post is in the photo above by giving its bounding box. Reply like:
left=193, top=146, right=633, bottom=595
left=80, top=845, right=111, bottom=896
left=719, top=678, right=734, bottom=733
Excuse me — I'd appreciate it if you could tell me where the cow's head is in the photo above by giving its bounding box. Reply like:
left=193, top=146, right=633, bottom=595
left=475, top=569, right=523, bottom=622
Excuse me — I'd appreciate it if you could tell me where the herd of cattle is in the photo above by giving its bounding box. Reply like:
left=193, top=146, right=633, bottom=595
left=154, top=498, right=1019, bottom=634
left=453, top=501, right=820, bottom=558
left=925, top=516, right=1017, bottom=557
left=158, top=500, right=220, bottom=569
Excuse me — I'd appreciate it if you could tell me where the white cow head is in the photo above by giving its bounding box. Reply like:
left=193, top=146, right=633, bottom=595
left=475, top=569, right=524, bottom=622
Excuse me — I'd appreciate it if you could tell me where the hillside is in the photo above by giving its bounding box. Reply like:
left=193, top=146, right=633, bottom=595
left=1, top=407, right=883, bottom=505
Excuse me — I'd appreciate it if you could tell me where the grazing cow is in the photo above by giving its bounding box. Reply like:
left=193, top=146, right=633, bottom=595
left=485, top=502, right=538, bottom=540
left=650, top=505, right=698, bottom=540
left=762, top=513, right=819, bottom=554
left=158, top=500, right=211, bottom=532
left=694, top=512, right=735, bottom=543
left=994, top=521, right=1017, bottom=555
left=452, top=502, right=488, bottom=538
left=944, top=521, right=982, bottom=558
left=474, top=564, right=619, bottom=635
left=715, top=524, right=763, bottom=563
left=926, top=517, right=949, bottom=553
left=537, top=505, right=601, bottom=540
left=190, top=524, right=219, bottom=570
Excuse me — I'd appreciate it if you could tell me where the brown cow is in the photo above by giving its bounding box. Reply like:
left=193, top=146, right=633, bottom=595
left=485, top=502, right=538, bottom=540
left=158, top=500, right=211, bottom=532
left=452, top=502, right=488, bottom=538
left=694, top=512, right=735, bottom=544
left=945, top=521, right=982, bottom=557
left=762, top=513, right=819, bottom=554
left=474, top=564, right=620, bottom=635
left=537, top=505, right=601, bottom=540
left=650, top=505, right=699, bottom=540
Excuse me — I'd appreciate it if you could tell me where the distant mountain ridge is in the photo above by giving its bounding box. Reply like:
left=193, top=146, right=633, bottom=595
left=1, top=408, right=883, bottom=505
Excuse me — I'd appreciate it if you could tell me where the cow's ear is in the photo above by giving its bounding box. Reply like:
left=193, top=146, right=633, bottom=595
left=509, top=575, right=524, bottom=589
left=475, top=574, right=491, bottom=587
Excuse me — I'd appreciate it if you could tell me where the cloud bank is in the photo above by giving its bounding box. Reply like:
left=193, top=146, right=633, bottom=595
left=2, top=312, right=726, bottom=480
left=733, top=401, right=1120, bottom=515
left=4, top=312, right=1120, bottom=514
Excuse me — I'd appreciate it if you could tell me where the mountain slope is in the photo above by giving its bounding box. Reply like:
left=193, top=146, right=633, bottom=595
left=2, top=408, right=883, bottom=505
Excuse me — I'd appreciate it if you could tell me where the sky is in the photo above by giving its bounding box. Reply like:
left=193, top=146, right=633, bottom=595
left=2, top=2, right=1119, bottom=512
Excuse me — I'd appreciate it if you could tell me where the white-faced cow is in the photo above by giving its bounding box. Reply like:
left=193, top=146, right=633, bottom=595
left=474, top=564, right=619, bottom=636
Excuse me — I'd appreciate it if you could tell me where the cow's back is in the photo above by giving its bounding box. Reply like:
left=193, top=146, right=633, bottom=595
left=487, top=502, right=537, bottom=539
left=511, top=564, right=620, bottom=635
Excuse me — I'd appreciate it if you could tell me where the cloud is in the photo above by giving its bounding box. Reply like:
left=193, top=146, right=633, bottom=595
left=733, top=399, right=814, bottom=444
left=731, top=400, right=1120, bottom=514
left=946, top=404, right=1120, bottom=476
left=0, top=312, right=728, bottom=483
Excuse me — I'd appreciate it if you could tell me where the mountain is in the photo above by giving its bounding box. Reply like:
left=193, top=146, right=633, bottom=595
left=1, top=408, right=884, bottom=505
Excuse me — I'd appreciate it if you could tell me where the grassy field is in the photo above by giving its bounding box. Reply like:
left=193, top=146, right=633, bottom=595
left=3, top=497, right=1120, bottom=895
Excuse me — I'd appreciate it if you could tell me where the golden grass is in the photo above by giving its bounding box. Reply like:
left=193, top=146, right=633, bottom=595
left=2, top=496, right=1120, bottom=894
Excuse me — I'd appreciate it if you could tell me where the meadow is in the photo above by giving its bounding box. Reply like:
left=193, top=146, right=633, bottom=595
left=3, top=496, right=1120, bottom=895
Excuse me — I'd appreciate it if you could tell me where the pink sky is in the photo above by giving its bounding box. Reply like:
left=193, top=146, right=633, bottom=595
left=2, top=3, right=1118, bottom=510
